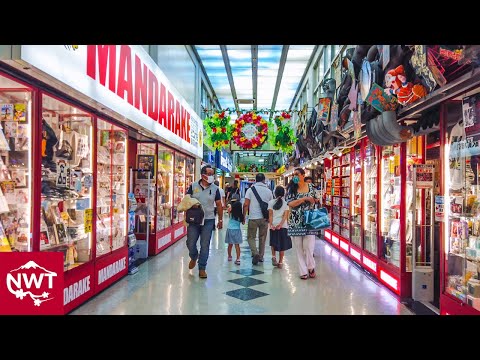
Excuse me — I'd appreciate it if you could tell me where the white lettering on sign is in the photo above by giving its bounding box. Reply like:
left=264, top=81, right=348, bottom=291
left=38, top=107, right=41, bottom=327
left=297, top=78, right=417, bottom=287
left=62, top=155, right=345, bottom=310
left=350, top=247, right=361, bottom=260
left=64, top=276, right=91, bottom=305
left=18, top=45, right=203, bottom=158
left=174, top=227, right=185, bottom=238
left=98, top=258, right=127, bottom=285
left=362, top=256, right=377, bottom=272
left=380, top=270, right=399, bottom=291
left=158, top=233, right=172, bottom=249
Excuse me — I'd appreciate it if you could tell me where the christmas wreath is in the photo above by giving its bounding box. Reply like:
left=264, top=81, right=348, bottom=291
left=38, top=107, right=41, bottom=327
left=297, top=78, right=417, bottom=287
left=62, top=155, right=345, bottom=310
left=268, top=112, right=296, bottom=153
left=203, top=111, right=231, bottom=150
left=232, top=112, right=268, bottom=149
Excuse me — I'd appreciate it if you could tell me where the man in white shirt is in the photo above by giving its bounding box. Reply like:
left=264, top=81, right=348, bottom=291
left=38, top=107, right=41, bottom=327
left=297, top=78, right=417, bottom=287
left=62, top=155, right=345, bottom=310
left=243, top=173, right=273, bottom=265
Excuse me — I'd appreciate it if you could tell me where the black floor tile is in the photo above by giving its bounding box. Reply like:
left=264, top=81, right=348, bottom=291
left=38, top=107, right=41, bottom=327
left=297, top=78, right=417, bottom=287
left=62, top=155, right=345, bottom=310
left=225, top=287, right=269, bottom=301
left=228, top=277, right=267, bottom=287
left=231, top=268, right=264, bottom=276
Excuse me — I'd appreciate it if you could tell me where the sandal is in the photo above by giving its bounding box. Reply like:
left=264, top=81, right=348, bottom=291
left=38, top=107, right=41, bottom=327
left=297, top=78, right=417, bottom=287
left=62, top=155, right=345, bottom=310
left=228, top=256, right=232, bottom=261
left=272, top=257, right=278, bottom=266
left=234, top=259, right=240, bottom=265
left=300, top=274, right=308, bottom=280
left=277, top=262, right=283, bottom=269
left=308, top=269, right=316, bottom=278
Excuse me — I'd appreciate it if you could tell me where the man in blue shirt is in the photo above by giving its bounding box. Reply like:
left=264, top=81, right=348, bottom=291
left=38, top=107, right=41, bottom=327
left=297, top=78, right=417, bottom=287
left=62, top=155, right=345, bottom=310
left=185, top=165, right=223, bottom=279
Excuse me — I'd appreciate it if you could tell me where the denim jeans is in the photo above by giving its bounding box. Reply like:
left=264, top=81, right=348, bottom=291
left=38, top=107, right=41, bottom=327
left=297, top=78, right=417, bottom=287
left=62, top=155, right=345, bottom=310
left=186, top=219, right=215, bottom=270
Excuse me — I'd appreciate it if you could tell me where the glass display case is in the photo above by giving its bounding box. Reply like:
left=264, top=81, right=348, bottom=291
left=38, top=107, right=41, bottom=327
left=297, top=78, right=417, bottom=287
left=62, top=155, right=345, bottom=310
left=96, top=119, right=127, bottom=257
left=40, top=93, right=93, bottom=271
left=135, top=143, right=156, bottom=235
left=185, top=156, right=195, bottom=199
left=156, top=145, right=173, bottom=232
left=173, top=152, right=186, bottom=224
left=445, top=114, right=480, bottom=309
left=351, top=145, right=362, bottom=248
left=331, top=153, right=350, bottom=239
left=380, top=145, right=401, bottom=268
left=0, top=74, right=33, bottom=253
left=364, top=141, right=378, bottom=255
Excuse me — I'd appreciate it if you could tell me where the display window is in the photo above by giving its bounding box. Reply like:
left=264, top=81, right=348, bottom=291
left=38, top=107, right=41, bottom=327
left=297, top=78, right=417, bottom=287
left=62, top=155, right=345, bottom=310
left=96, top=118, right=127, bottom=257
left=445, top=111, right=480, bottom=309
left=173, top=152, right=186, bottom=224
left=135, top=143, right=156, bottom=235
left=40, top=93, right=93, bottom=271
left=380, top=145, right=401, bottom=267
left=363, top=142, right=378, bottom=255
left=331, top=152, right=350, bottom=239
left=0, top=73, right=33, bottom=253
left=157, top=145, right=173, bottom=232
left=351, top=145, right=362, bottom=248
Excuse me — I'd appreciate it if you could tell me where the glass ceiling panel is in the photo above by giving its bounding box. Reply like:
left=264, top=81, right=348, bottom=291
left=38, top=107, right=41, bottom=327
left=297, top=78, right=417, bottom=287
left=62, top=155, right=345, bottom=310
left=257, top=45, right=282, bottom=111
left=275, top=45, right=315, bottom=111
left=195, top=45, right=235, bottom=110
left=227, top=45, right=252, bottom=110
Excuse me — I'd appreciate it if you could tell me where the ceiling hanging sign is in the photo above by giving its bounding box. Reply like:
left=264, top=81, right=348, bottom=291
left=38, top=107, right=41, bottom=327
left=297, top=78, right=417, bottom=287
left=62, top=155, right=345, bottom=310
left=5, top=45, right=203, bottom=158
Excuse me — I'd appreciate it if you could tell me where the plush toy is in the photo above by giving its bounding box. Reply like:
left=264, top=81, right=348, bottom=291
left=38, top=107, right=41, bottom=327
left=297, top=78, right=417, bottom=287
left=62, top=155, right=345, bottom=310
left=385, top=65, right=427, bottom=105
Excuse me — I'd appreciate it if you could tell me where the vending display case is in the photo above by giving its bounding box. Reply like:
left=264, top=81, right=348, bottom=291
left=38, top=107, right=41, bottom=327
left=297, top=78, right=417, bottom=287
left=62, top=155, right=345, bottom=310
left=444, top=114, right=480, bottom=313
left=135, top=143, right=156, bottom=235
left=364, top=141, right=378, bottom=256
left=173, top=152, right=186, bottom=224
left=0, top=74, right=33, bottom=253
left=351, top=145, right=362, bottom=248
left=156, top=145, right=173, bottom=232
left=96, top=118, right=127, bottom=257
left=380, top=145, right=402, bottom=268
left=40, top=93, right=93, bottom=271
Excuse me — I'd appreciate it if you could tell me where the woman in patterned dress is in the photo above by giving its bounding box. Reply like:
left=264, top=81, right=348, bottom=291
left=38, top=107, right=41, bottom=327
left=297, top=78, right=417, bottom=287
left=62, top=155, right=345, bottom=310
left=286, top=168, right=320, bottom=279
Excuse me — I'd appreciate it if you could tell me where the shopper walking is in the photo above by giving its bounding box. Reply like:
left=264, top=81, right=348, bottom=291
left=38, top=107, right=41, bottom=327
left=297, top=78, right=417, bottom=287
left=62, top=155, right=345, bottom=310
left=226, top=180, right=240, bottom=203
left=243, top=173, right=273, bottom=265
left=225, top=201, right=244, bottom=265
left=185, top=165, right=223, bottom=279
left=268, top=185, right=291, bottom=269
left=286, top=168, right=320, bottom=279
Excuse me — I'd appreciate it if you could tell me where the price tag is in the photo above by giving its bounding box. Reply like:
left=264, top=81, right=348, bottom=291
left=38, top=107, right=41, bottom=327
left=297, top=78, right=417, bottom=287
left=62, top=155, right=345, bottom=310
left=84, top=209, right=93, bottom=233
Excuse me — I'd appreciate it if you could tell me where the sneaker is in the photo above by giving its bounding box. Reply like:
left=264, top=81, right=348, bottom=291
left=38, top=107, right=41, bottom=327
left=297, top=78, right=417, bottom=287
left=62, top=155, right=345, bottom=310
left=188, top=258, right=197, bottom=269
left=252, top=254, right=260, bottom=265
left=199, top=270, right=207, bottom=278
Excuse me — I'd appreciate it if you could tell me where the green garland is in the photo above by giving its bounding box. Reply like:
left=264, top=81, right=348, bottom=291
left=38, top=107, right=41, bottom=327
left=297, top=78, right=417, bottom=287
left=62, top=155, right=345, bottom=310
left=203, top=111, right=232, bottom=150
left=268, top=112, right=296, bottom=154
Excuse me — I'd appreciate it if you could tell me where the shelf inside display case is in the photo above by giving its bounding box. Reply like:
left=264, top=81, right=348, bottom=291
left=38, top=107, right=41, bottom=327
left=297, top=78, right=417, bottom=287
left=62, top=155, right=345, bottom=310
left=363, top=142, right=378, bottom=256
left=157, top=146, right=173, bottom=232
left=40, top=94, right=93, bottom=271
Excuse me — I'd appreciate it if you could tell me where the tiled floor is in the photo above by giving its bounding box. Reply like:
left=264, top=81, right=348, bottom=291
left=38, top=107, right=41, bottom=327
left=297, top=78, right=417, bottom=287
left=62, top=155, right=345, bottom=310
left=70, top=216, right=414, bottom=315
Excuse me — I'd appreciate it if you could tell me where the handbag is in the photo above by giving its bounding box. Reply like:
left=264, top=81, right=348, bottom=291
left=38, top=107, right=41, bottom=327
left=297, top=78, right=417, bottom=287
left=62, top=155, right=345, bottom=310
left=185, top=205, right=204, bottom=225
left=304, top=206, right=330, bottom=230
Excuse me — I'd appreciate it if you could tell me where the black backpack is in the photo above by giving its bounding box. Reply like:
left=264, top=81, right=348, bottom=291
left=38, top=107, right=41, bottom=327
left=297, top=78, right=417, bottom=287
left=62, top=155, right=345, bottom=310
left=185, top=205, right=204, bottom=225
left=251, top=186, right=269, bottom=220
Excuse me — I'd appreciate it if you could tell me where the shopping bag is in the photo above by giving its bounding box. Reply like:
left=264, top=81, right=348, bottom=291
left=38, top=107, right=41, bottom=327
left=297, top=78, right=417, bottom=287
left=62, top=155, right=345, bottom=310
left=304, top=207, right=330, bottom=230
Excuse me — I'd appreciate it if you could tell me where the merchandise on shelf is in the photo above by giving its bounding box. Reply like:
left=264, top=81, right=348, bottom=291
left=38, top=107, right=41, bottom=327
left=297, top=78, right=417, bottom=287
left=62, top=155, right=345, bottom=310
left=40, top=94, right=93, bottom=271
left=157, top=146, right=173, bottom=232
left=364, top=142, right=378, bottom=255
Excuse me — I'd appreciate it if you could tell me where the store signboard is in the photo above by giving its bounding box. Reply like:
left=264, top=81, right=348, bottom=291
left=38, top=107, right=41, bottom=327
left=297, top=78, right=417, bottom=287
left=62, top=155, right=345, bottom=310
left=13, top=45, right=203, bottom=158
left=217, top=149, right=233, bottom=172
left=414, top=164, right=434, bottom=189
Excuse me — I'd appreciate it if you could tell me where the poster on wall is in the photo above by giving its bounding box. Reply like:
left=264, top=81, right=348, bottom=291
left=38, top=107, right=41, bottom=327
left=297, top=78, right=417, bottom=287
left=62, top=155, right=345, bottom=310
left=137, top=155, right=155, bottom=180
left=462, top=94, right=480, bottom=133
left=317, top=97, right=332, bottom=126
left=435, top=195, right=444, bottom=222
left=414, top=164, right=434, bottom=188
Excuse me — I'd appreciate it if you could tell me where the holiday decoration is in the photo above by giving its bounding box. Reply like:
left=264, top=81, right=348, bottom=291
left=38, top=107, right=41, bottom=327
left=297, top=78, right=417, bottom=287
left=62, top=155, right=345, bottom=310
left=232, top=112, right=268, bottom=150
left=203, top=111, right=231, bottom=150
left=268, top=112, right=296, bottom=153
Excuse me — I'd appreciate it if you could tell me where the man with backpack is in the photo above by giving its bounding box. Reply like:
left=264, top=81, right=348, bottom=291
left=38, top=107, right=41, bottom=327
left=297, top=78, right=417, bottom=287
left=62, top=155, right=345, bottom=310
left=243, top=173, right=273, bottom=265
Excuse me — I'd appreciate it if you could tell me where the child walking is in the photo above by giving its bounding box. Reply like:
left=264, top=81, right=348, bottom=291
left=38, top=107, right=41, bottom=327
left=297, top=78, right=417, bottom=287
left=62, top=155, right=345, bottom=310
left=268, top=185, right=292, bottom=269
left=225, top=200, right=244, bottom=265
